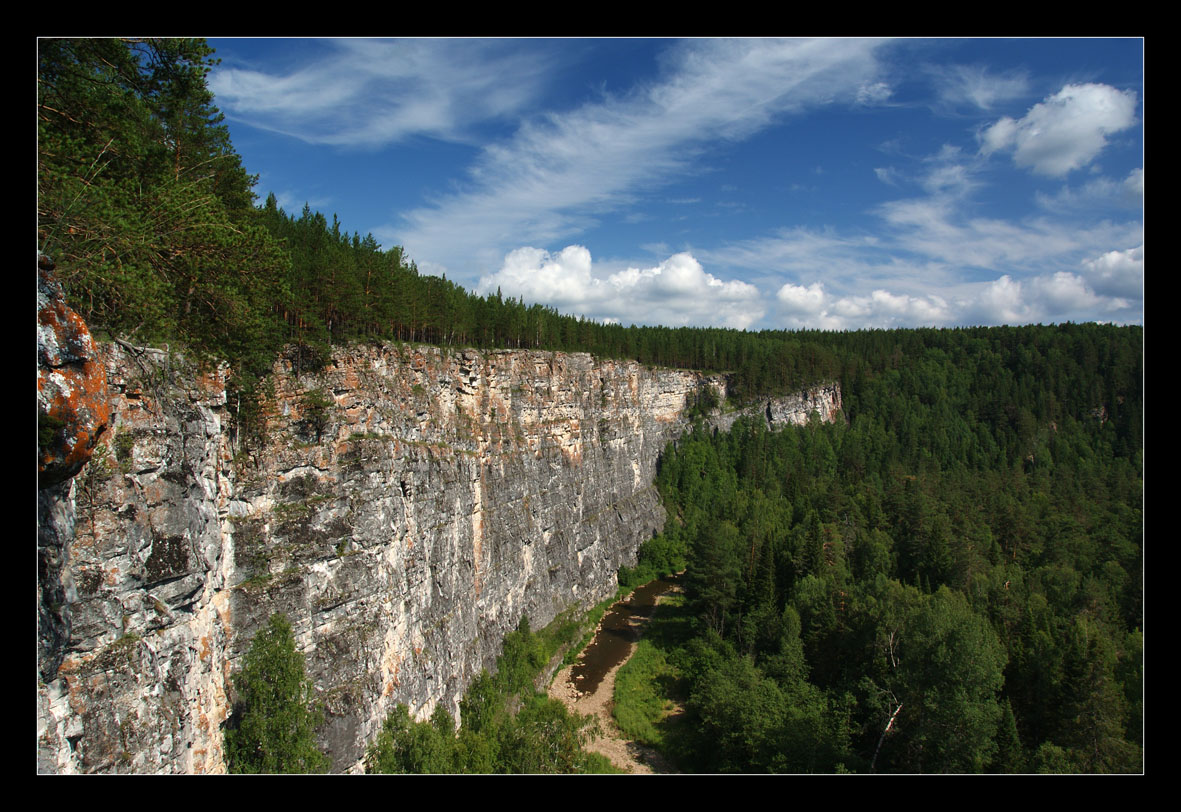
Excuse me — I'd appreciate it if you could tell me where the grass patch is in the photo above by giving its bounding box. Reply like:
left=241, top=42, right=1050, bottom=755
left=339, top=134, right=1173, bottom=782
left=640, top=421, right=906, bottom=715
left=612, top=590, right=694, bottom=753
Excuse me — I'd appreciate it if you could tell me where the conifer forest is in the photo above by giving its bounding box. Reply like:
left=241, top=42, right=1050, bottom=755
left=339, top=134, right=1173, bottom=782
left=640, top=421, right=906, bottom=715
left=39, top=38, right=1143, bottom=773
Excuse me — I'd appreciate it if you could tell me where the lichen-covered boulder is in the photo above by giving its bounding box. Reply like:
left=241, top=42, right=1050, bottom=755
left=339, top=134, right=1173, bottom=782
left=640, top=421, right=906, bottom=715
left=38, top=256, right=111, bottom=488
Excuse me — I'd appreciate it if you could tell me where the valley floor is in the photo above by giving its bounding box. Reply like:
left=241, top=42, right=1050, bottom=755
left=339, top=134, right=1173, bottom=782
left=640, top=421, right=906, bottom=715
left=547, top=588, right=682, bottom=774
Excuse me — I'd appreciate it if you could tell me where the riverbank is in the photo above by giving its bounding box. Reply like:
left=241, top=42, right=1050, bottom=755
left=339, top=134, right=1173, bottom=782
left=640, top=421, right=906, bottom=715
left=547, top=581, right=682, bottom=774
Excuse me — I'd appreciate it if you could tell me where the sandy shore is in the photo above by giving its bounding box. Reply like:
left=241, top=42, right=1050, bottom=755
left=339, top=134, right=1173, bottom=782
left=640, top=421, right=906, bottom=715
left=546, top=589, right=679, bottom=774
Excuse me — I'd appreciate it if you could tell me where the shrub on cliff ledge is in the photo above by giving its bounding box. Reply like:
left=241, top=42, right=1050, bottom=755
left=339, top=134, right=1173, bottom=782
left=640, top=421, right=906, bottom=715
left=224, top=613, right=329, bottom=773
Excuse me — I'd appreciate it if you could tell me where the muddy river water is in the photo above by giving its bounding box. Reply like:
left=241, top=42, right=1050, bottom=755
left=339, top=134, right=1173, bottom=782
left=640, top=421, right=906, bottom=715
left=548, top=574, right=681, bottom=773
left=568, top=575, right=678, bottom=697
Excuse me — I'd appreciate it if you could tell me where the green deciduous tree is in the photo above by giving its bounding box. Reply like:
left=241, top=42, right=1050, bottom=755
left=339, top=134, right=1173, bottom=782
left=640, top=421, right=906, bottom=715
left=224, top=613, right=329, bottom=773
left=870, top=586, right=1007, bottom=773
left=365, top=703, right=457, bottom=774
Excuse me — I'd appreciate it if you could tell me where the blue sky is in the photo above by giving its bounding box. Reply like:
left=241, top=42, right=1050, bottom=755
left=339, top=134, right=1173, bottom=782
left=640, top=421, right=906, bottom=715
left=207, top=37, right=1143, bottom=332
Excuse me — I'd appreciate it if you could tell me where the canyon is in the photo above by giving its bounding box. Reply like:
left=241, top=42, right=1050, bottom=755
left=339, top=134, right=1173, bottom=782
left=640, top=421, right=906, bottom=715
left=37, top=302, right=841, bottom=774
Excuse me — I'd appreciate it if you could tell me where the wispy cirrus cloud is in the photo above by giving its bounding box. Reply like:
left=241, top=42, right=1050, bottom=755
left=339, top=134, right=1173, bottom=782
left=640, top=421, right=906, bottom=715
left=477, top=68, right=1144, bottom=333
left=209, top=39, right=1141, bottom=331
left=388, top=38, right=891, bottom=280
left=928, top=63, right=1030, bottom=111
left=1035, top=167, right=1143, bottom=212
left=209, top=38, right=558, bottom=147
left=703, top=131, right=1142, bottom=329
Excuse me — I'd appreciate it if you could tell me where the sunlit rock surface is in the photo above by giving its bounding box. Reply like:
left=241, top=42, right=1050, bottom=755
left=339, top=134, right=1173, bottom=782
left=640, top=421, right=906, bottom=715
left=37, top=259, right=113, bottom=689
left=37, top=260, right=111, bottom=488
left=36, top=341, right=841, bottom=773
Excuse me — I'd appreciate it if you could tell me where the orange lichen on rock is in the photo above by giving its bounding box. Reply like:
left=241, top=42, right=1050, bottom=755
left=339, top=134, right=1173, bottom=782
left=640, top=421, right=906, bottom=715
left=37, top=262, right=112, bottom=489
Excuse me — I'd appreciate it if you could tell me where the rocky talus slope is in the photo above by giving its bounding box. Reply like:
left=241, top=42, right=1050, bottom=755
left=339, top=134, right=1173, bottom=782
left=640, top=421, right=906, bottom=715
left=37, top=327, right=841, bottom=773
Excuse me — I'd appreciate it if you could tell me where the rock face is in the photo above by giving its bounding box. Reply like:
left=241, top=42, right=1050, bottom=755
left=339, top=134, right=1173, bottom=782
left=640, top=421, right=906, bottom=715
left=36, top=341, right=841, bottom=774
left=707, top=382, right=844, bottom=434
left=38, top=260, right=111, bottom=488
left=37, top=260, right=113, bottom=684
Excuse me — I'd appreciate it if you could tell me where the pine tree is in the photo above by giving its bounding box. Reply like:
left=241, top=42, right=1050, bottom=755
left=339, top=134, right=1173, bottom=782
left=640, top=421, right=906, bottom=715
left=39, top=38, right=287, bottom=372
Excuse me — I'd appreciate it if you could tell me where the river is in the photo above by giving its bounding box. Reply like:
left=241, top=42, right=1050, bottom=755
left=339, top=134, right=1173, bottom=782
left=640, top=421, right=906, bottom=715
left=548, top=575, right=680, bottom=773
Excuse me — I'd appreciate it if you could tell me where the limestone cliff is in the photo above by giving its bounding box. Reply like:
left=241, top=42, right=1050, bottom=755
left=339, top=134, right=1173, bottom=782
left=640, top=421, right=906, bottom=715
left=36, top=341, right=841, bottom=774
left=707, top=382, right=843, bottom=434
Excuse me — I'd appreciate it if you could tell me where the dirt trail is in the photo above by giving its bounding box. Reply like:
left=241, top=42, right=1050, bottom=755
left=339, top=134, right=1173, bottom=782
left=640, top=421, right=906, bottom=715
left=547, top=589, right=679, bottom=774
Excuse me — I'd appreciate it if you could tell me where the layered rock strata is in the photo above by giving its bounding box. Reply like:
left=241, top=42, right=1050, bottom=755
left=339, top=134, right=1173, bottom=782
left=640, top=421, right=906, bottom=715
left=706, top=382, right=843, bottom=434
left=36, top=341, right=840, bottom=774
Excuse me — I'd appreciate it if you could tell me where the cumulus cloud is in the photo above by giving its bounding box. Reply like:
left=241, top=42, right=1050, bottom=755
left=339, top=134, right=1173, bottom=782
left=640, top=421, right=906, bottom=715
left=966, top=274, right=1032, bottom=324
left=1080, top=244, right=1143, bottom=300
left=777, top=282, right=828, bottom=314
left=1031, top=271, right=1103, bottom=313
left=978, top=83, right=1138, bottom=176
left=478, top=246, right=763, bottom=329
left=960, top=267, right=1139, bottom=326
left=774, top=281, right=951, bottom=330
left=481, top=245, right=599, bottom=310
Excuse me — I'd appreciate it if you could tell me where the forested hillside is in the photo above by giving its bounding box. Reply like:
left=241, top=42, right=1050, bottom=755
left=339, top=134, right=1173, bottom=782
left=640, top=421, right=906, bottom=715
left=621, top=323, right=1143, bottom=773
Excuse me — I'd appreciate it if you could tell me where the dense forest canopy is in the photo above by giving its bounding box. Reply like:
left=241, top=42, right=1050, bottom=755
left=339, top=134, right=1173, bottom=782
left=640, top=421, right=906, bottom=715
left=40, top=38, right=1143, bottom=773
left=636, top=320, right=1142, bottom=772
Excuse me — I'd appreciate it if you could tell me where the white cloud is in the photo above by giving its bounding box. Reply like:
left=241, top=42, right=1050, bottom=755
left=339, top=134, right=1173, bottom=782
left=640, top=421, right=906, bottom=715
left=770, top=265, right=1138, bottom=330
left=978, top=83, right=1138, bottom=176
left=486, top=245, right=597, bottom=308
left=478, top=246, right=763, bottom=329
left=1080, top=244, right=1143, bottom=300
left=715, top=152, right=1142, bottom=330
left=961, top=267, right=1139, bottom=326
left=774, top=281, right=951, bottom=330
left=856, top=81, right=893, bottom=105
left=978, top=116, right=1018, bottom=155
left=875, top=185, right=1133, bottom=272
left=210, top=38, right=555, bottom=147
left=777, top=282, right=828, bottom=314
left=1035, top=167, right=1145, bottom=211
left=1126, top=167, right=1144, bottom=198
left=920, top=159, right=978, bottom=197
left=391, top=38, right=889, bottom=281
left=966, top=274, right=1032, bottom=324
left=930, top=64, right=1030, bottom=110
left=1031, top=271, right=1103, bottom=313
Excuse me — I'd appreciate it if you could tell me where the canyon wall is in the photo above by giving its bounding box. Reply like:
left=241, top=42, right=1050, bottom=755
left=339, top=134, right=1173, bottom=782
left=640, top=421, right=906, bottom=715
left=36, top=340, right=841, bottom=774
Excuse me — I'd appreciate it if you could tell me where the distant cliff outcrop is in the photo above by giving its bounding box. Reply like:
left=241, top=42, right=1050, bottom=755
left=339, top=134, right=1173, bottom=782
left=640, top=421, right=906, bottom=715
left=36, top=339, right=841, bottom=773
left=707, top=382, right=844, bottom=434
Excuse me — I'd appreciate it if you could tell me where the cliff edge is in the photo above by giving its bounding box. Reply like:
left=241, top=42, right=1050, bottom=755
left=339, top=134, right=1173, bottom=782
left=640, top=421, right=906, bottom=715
left=36, top=339, right=841, bottom=773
